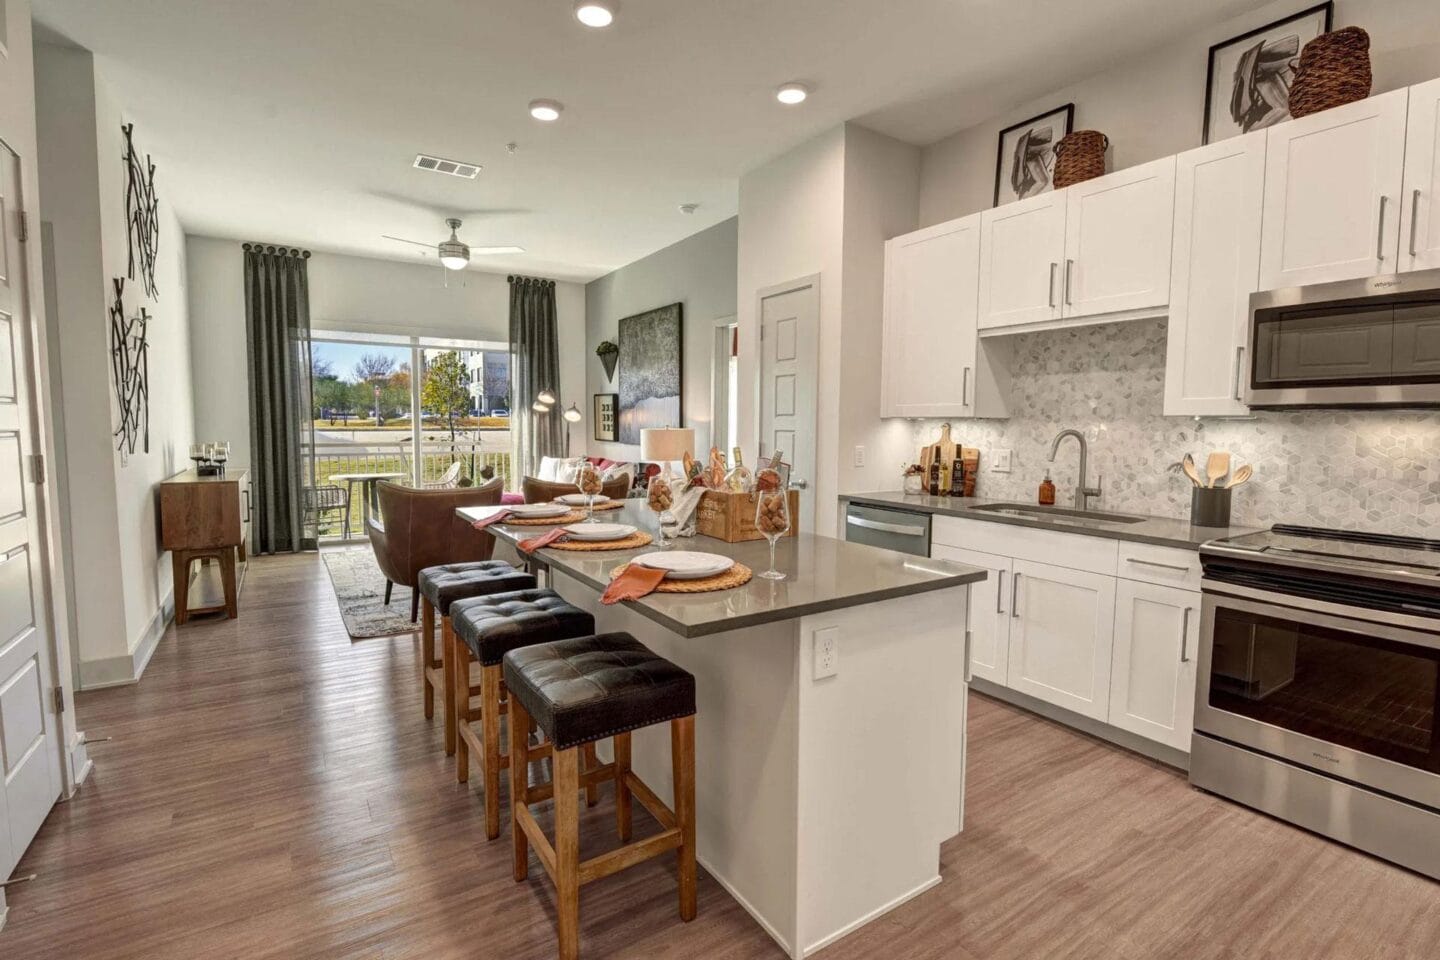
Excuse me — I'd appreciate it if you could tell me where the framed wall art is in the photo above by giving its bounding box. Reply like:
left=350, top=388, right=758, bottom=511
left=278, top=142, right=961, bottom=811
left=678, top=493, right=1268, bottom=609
left=593, top=392, right=618, bottom=442
left=1203, top=3, right=1333, bottom=143
left=993, top=103, right=1074, bottom=206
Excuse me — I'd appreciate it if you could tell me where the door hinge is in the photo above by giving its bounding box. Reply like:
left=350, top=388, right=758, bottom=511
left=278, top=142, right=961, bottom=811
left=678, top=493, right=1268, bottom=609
left=17, top=211, right=28, bottom=243
left=27, top=453, right=44, bottom=485
left=53, top=686, right=65, bottom=714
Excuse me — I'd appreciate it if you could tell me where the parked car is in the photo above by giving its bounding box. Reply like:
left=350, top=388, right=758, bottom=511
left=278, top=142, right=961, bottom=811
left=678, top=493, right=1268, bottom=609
left=490, top=408, right=509, bottom=417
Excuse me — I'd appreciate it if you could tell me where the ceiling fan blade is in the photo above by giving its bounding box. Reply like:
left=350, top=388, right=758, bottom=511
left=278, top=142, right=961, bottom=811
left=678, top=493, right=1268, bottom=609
left=382, top=235, right=436, bottom=249
left=470, top=245, right=525, bottom=255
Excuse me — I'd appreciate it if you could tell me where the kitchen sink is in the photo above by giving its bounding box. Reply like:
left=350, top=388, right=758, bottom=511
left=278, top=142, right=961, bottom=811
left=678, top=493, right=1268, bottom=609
left=967, top=502, right=1147, bottom=525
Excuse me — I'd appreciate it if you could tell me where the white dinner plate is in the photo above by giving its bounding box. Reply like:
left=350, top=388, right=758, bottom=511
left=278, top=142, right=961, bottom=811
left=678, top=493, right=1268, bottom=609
left=562, top=522, right=636, bottom=542
left=509, top=503, right=570, bottom=518
left=633, top=551, right=733, bottom=580
left=555, top=493, right=610, bottom=506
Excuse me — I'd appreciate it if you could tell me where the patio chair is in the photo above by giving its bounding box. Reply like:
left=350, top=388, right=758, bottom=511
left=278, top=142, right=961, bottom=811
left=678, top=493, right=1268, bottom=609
left=424, top=461, right=463, bottom=489
left=305, top=484, right=350, bottom=538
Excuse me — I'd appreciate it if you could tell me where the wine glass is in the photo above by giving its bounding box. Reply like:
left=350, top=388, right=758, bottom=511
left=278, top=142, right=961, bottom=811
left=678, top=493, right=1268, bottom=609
left=647, top=475, right=675, bottom=546
left=754, top=470, right=791, bottom=580
left=213, top=441, right=230, bottom=475
left=189, top=442, right=206, bottom=470
left=576, top=463, right=603, bottom=522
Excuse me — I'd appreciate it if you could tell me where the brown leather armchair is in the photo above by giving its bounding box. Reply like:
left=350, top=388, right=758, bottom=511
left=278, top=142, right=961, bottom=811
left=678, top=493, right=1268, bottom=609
left=522, top=473, right=632, bottom=504
left=366, top=476, right=506, bottom=621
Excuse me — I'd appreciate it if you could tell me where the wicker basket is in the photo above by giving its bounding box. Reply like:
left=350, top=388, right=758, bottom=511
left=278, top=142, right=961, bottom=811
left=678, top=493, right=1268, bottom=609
left=1289, top=27, right=1372, bottom=119
left=1053, top=130, right=1108, bottom=189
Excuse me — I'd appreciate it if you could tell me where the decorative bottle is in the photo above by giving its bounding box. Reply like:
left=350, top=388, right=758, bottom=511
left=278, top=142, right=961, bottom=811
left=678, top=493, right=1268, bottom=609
left=725, top=447, right=754, bottom=492
left=1039, top=470, right=1056, bottom=506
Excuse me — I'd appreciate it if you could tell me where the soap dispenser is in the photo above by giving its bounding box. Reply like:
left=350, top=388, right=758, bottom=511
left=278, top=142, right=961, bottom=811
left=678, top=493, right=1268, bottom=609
left=1038, top=470, right=1056, bottom=506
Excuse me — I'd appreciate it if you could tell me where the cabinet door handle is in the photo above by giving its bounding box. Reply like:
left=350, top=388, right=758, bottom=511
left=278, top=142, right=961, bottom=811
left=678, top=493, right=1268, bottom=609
left=963, top=628, right=974, bottom=683
left=962, top=366, right=971, bottom=407
left=1377, top=195, right=1389, bottom=262
left=1180, top=607, right=1192, bottom=663
left=995, top=570, right=1006, bottom=615
left=1064, top=259, right=1074, bottom=305
left=1233, top=346, right=1246, bottom=401
left=1411, top=189, right=1423, bottom=259
left=1010, top=572, right=1022, bottom=619
left=1126, top=558, right=1192, bottom=573
left=1048, top=262, right=1057, bottom=308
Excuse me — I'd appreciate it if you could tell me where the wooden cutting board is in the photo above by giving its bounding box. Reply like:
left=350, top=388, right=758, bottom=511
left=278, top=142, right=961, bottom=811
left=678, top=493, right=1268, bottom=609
left=920, top=424, right=958, bottom=478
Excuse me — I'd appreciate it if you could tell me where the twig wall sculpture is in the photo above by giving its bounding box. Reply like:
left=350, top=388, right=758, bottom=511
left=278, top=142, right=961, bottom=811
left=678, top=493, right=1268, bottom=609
left=123, top=123, right=159, bottom=299
left=109, top=278, right=150, bottom=458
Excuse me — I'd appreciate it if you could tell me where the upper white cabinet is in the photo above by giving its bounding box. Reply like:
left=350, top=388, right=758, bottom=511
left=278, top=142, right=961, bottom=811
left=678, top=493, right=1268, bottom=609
left=1259, top=88, right=1409, bottom=290
left=978, top=191, right=1067, bottom=329
left=1400, top=77, right=1440, bottom=273
left=1107, top=579, right=1199, bottom=752
left=1163, top=132, right=1266, bottom=417
left=1062, top=156, right=1176, bottom=318
left=1006, top=559, right=1116, bottom=721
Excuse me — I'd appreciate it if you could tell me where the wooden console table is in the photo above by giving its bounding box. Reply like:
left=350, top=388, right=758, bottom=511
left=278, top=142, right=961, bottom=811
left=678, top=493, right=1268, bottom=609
left=159, top=468, right=251, bottom=624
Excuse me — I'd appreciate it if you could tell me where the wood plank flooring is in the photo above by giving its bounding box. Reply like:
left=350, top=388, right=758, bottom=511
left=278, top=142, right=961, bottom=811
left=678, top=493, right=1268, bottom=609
left=4, top=551, right=1436, bottom=959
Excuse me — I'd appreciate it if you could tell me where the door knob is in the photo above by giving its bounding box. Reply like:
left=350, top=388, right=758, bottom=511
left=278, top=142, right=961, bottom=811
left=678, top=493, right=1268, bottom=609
left=790, top=478, right=808, bottom=490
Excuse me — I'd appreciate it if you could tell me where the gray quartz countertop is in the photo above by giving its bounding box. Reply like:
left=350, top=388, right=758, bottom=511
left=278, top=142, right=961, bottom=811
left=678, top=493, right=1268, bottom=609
left=459, top=502, right=986, bottom=638
left=839, top=491, right=1259, bottom=550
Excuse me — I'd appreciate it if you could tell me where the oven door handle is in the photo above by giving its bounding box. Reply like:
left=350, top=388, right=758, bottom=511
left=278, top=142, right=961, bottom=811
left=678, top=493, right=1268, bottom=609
left=1201, top=587, right=1440, bottom=653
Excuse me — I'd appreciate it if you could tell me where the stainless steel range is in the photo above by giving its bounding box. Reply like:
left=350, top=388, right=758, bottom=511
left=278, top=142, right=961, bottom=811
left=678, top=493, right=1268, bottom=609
left=1193, top=525, right=1440, bottom=879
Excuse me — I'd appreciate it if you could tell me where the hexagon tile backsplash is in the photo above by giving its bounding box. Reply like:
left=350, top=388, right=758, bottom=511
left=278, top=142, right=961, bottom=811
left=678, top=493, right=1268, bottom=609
left=910, top=319, right=1440, bottom=537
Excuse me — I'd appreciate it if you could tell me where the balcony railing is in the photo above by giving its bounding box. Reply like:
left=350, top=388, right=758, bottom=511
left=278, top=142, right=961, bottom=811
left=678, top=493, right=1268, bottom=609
left=307, top=439, right=512, bottom=540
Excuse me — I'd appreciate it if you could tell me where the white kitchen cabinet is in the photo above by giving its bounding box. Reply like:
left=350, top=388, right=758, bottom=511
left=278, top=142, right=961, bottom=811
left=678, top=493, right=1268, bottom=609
left=1163, top=132, right=1266, bottom=416
left=1400, top=77, right=1440, bottom=273
left=932, top=544, right=1010, bottom=686
left=1108, top=580, right=1199, bottom=752
left=1062, top=156, right=1176, bottom=319
left=978, top=190, right=1066, bottom=329
left=1259, top=89, right=1409, bottom=290
left=1006, top=559, right=1116, bottom=721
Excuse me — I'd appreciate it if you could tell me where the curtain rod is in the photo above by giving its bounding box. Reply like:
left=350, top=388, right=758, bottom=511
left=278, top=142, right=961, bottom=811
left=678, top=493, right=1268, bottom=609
left=243, top=242, right=311, bottom=258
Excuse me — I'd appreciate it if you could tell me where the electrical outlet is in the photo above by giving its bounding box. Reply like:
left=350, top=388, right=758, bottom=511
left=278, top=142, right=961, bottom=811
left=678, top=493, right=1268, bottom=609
left=992, top=448, right=1013, bottom=473
left=853, top=445, right=866, bottom=467
left=813, top=627, right=839, bottom=680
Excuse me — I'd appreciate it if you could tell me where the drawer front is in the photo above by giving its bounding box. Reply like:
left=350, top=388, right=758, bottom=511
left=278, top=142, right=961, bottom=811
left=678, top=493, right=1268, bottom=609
left=1116, top=542, right=1201, bottom=590
left=932, top=515, right=1117, bottom=576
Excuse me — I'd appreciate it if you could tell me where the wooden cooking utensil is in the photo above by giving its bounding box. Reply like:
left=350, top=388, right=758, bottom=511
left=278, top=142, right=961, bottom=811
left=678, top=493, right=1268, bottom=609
left=1205, top=451, right=1231, bottom=488
left=1224, top=464, right=1253, bottom=488
left=1181, top=454, right=1204, bottom=488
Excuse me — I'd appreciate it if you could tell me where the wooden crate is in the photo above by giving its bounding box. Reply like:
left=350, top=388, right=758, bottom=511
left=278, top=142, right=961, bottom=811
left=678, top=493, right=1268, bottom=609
left=696, top=489, right=801, bottom=543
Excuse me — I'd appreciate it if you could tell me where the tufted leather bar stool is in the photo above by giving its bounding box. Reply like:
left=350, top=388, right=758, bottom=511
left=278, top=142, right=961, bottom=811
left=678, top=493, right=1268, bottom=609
left=450, top=589, right=597, bottom=839
left=504, top=633, right=697, bottom=960
left=417, top=561, right=536, bottom=755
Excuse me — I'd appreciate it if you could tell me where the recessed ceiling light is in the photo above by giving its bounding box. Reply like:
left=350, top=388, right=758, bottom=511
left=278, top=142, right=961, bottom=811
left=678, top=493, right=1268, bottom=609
left=529, top=99, right=564, bottom=122
left=678, top=203, right=699, bottom=215
left=776, top=82, right=809, bottom=105
left=575, top=1, right=616, bottom=27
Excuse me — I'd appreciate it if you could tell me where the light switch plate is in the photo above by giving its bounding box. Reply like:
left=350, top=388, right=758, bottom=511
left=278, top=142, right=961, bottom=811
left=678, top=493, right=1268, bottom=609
left=853, top=445, right=866, bottom=467
left=993, top=449, right=1013, bottom=473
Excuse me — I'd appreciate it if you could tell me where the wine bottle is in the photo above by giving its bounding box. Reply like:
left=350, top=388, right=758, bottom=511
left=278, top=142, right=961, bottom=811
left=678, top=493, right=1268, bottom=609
left=725, top=447, right=754, bottom=492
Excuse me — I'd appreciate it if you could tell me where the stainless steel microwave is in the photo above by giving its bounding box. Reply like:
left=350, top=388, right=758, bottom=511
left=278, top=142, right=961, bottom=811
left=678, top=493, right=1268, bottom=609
left=1245, top=268, right=1440, bottom=408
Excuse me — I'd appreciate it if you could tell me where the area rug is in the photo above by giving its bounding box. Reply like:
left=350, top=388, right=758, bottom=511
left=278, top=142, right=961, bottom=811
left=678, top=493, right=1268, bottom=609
left=321, top=546, right=419, bottom=640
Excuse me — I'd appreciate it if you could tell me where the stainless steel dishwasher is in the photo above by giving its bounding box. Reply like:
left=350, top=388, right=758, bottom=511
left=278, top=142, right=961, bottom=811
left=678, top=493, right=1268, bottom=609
left=843, top=502, right=932, bottom=557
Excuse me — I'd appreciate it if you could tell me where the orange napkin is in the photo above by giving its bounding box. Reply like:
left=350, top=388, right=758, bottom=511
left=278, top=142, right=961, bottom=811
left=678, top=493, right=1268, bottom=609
left=471, top=509, right=513, bottom=530
left=518, top=527, right=569, bottom=554
left=601, top=564, right=667, bottom=605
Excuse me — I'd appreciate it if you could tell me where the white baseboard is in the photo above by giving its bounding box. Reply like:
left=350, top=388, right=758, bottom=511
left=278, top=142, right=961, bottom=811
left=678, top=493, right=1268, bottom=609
left=77, top=592, right=173, bottom=689
left=802, top=874, right=941, bottom=957
left=696, top=854, right=795, bottom=959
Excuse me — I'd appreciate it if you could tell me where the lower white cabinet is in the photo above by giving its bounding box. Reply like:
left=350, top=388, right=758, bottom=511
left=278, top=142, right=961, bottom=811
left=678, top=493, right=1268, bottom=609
left=1006, top=559, right=1116, bottom=721
left=933, top=544, right=1010, bottom=685
left=1107, top=580, right=1200, bottom=752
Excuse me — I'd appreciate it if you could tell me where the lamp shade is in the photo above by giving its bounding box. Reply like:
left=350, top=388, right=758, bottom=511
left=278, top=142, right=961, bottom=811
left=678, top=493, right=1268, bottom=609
left=640, top=427, right=694, bottom=463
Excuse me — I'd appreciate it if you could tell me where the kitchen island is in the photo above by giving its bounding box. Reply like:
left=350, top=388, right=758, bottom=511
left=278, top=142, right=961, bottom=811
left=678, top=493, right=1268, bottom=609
left=459, top=502, right=986, bottom=958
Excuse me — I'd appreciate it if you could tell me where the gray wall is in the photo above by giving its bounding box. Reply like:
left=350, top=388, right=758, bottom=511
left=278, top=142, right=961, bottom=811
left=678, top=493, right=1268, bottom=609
left=584, top=216, right=738, bottom=460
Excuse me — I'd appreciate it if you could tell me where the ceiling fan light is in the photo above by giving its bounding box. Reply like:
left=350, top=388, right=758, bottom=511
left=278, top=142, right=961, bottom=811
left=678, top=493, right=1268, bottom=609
left=575, top=1, right=615, bottom=27
left=529, top=99, right=564, bottom=122
left=439, top=250, right=469, bottom=270
left=562, top=402, right=583, bottom=423
left=537, top=389, right=558, bottom=405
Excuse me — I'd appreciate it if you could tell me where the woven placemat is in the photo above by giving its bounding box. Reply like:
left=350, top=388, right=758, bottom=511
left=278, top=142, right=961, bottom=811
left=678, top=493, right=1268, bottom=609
left=609, top=562, right=753, bottom=593
left=505, top=511, right=586, bottom=526
left=552, top=499, right=625, bottom=512
left=550, top=531, right=653, bottom=552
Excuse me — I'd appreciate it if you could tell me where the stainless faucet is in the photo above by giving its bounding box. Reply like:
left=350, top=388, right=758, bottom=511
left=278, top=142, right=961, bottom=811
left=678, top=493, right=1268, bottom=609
left=1047, top=429, right=1102, bottom=511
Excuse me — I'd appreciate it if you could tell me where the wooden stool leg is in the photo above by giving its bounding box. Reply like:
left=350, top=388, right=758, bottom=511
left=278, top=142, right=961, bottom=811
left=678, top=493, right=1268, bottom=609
left=421, top=597, right=436, bottom=720
left=442, top=616, right=458, bottom=756
left=481, top=664, right=504, bottom=840
left=554, top=746, right=581, bottom=960
left=672, top=716, right=697, bottom=922
left=581, top=743, right=600, bottom=807
left=172, top=551, right=190, bottom=626
left=453, top=634, right=470, bottom=782
left=509, top=698, right=531, bottom=881
left=614, top=732, right=632, bottom=843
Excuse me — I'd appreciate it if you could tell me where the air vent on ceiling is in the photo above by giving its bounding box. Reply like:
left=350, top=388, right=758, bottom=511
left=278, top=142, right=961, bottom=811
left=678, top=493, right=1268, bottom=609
left=413, top=154, right=482, bottom=179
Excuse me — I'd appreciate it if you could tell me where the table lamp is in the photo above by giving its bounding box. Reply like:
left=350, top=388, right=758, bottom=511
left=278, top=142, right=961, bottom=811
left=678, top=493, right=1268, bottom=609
left=640, top=427, right=694, bottom=475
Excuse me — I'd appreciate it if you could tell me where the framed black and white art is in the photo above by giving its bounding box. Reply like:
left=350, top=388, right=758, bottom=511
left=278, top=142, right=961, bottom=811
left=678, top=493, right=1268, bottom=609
left=1203, top=3, right=1333, bottom=144
left=993, top=103, right=1074, bottom=206
left=593, top=393, right=618, bottom=443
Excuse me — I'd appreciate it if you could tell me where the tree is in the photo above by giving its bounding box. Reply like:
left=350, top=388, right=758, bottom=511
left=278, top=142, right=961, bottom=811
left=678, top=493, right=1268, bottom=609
left=311, top=355, right=334, bottom=380
left=421, top=350, right=471, bottom=441
left=352, top=352, right=396, bottom=387
left=312, top=376, right=351, bottom=424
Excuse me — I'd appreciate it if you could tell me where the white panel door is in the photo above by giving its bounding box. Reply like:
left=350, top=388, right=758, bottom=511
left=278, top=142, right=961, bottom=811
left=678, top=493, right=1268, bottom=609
left=0, top=145, right=61, bottom=882
left=1259, top=89, right=1409, bottom=290
left=931, top=544, right=1010, bottom=686
left=1062, top=156, right=1176, bottom=318
left=977, top=190, right=1066, bottom=330
left=1108, top=580, right=1199, bottom=752
left=759, top=277, right=818, bottom=532
left=1007, top=559, right=1115, bottom=720
left=881, top=214, right=981, bottom=418
left=1164, top=132, right=1266, bottom=417
left=1400, top=78, right=1440, bottom=273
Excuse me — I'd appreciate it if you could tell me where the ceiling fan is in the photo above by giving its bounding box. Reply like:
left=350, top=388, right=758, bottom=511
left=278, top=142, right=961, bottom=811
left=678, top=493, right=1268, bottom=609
left=383, top=217, right=523, bottom=270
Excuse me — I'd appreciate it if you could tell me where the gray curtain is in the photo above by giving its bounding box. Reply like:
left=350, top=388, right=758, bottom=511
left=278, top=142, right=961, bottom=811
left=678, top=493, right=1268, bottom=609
left=509, top=275, right=562, bottom=477
left=244, top=243, right=316, bottom=553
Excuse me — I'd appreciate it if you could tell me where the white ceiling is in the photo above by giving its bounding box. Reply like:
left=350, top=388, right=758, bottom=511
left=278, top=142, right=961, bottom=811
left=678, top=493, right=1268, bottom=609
left=33, top=0, right=1268, bottom=282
